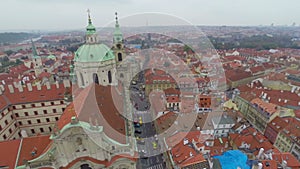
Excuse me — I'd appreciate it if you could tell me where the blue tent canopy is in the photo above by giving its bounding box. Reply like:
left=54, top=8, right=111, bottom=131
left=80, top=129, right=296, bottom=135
left=214, top=150, right=250, bottom=169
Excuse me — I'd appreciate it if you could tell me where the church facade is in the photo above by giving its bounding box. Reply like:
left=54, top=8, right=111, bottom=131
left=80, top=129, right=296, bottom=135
left=73, top=12, right=125, bottom=88
left=0, top=12, right=138, bottom=169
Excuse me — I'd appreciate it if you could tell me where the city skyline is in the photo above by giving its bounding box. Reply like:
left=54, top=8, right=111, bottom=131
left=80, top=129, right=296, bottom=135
left=1, top=0, right=299, bottom=31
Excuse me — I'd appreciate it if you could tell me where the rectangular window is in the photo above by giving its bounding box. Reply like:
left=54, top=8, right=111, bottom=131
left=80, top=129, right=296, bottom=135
left=55, top=117, right=59, bottom=121
left=34, top=111, right=38, bottom=115
left=40, top=128, right=44, bottom=132
left=14, top=123, right=17, bottom=127
left=9, top=128, right=12, bottom=133
left=60, top=101, right=64, bottom=104
left=18, top=121, right=22, bottom=125
left=24, top=112, right=29, bottom=116
left=62, top=108, right=65, bottom=112
left=49, top=127, right=52, bottom=132
left=5, top=120, right=8, bottom=125
left=0, top=125, right=2, bottom=131
left=15, top=113, right=19, bottom=117
left=43, top=110, right=47, bottom=114
left=31, top=104, right=35, bottom=107
left=41, top=103, right=45, bottom=106
left=37, top=119, right=41, bottom=123
left=31, top=129, right=35, bottom=134
left=27, top=120, right=31, bottom=125
left=46, top=118, right=50, bottom=122
left=3, top=134, right=6, bottom=139
left=18, top=132, right=21, bottom=137
left=13, top=106, right=16, bottom=109
left=22, top=105, right=26, bottom=108
left=53, top=109, right=57, bottom=113
left=51, top=102, right=54, bottom=105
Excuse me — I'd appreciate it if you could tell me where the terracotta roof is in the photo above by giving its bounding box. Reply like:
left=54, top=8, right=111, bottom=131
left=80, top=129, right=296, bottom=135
left=73, top=84, right=127, bottom=144
left=251, top=98, right=278, bottom=115
left=61, top=154, right=138, bottom=169
left=166, top=96, right=180, bottom=103
left=0, top=139, right=21, bottom=169
left=272, top=152, right=300, bottom=168
left=163, top=88, right=180, bottom=95
left=261, top=160, right=278, bottom=169
left=38, top=72, right=51, bottom=79
left=267, top=116, right=289, bottom=133
left=166, top=131, right=208, bottom=168
left=225, top=69, right=252, bottom=82
left=280, top=118, right=300, bottom=143
left=4, top=83, right=66, bottom=105
left=57, top=103, right=77, bottom=130
left=17, top=135, right=52, bottom=166
left=230, top=127, right=279, bottom=155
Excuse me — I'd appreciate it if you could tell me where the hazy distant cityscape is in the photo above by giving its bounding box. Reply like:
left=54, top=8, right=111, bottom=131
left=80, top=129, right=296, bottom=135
left=0, top=2, right=300, bottom=169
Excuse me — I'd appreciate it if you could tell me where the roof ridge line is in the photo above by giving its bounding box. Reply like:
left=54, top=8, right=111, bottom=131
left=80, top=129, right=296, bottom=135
left=14, top=138, right=23, bottom=169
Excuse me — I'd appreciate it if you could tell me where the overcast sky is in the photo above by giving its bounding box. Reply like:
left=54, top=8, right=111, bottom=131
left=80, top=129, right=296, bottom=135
left=0, top=0, right=299, bottom=31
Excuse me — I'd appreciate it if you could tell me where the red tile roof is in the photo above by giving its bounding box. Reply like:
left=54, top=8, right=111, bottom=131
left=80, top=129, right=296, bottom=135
left=17, top=135, right=52, bottom=166
left=251, top=98, right=278, bottom=115
left=272, top=152, right=300, bottom=169
left=229, top=127, right=279, bottom=155
left=0, top=139, right=21, bottom=169
left=166, top=131, right=208, bottom=168
left=4, top=83, right=66, bottom=105
left=72, top=84, right=127, bottom=144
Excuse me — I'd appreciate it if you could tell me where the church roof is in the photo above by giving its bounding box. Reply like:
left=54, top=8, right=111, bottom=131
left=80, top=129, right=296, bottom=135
left=74, top=44, right=115, bottom=62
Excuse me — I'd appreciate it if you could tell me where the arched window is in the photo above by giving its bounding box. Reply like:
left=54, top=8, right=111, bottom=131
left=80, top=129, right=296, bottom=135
left=108, top=70, right=112, bottom=84
left=118, top=53, right=122, bottom=62
left=93, top=73, right=99, bottom=84
left=80, top=164, right=92, bottom=169
left=80, top=72, right=84, bottom=86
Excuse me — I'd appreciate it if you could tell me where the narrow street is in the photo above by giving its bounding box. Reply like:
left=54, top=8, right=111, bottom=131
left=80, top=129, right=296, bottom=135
left=129, top=71, right=166, bottom=169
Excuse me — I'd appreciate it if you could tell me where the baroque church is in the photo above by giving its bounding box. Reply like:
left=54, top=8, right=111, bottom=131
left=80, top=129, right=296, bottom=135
left=0, top=12, right=138, bottom=169
left=72, top=11, right=125, bottom=88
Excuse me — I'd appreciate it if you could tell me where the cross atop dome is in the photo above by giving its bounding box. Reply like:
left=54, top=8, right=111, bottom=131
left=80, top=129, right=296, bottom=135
left=115, top=12, right=119, bottom=27
left=87, top=9, right=92, bottom=24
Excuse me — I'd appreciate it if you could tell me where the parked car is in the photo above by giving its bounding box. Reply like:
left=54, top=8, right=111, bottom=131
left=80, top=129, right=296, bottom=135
left=135, top=129, right=142, bottom=134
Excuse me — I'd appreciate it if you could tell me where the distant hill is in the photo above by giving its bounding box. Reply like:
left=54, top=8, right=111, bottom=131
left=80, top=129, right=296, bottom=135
left=0, top=32, right=39, bottom=44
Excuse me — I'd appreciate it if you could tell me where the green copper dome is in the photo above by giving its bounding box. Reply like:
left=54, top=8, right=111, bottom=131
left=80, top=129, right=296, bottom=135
left=74, top=44, right=115, bottom=62
left=47, top=54, right=56, bottom=60
left=86, top=23, right=96, bottom=35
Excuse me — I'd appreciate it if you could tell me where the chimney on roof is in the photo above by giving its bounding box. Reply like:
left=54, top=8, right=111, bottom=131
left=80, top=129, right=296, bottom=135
left=55, top=81, right=59, bottom=89
left=284, top=99, right=287, bottom=103
left=258, top=163, right=263, bottom=169
left=63, top=79, right=70, bottom=88
left=278, top=98, right=281, bottom=102
left=20, top=129, right=28, bottom=138
left=263, top=93, right=267, bottom=99
left=18, top=84, right=23, bottom=92
left=36, top=82, right=41, bottom=90
left=27, top=83, right=32, bottom=91
left=8, top=84, right=14, bottom=93
left=46, top=82, right=51, bottom=90
left=258, top=148, right=264, bottom=159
